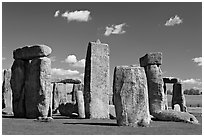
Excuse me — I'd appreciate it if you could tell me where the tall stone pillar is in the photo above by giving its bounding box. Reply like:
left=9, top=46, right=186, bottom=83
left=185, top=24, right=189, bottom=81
left=84, top=40, right=110, bottom=119
left=10, top=59, right=28, bottom=117
left=113, top=65, right=151, bottom=127
left=172, top=83, right=187, bottom=112
left=139, top=52, right=165, bottom=115
left=25, top=57, right=52, bottom=118
left=163, top=83, right=168, bottom=110
left=2, top=69, right=13, bottom=114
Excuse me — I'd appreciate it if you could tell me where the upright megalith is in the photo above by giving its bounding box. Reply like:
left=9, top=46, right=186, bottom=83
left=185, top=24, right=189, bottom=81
left=10, top=60, right=28, bottom=117
left=24, top=57, right=52, bottom=118
left=172, top=83, right=187, bottom=112
left=139, top=52, right=165, bottom=115
left=140, top=52, right=199, bottom=124
left=84, top=40, right=110, bottom=119
left=73, top=84, right=85, bottom=118
left=113, top=65, right=151, bottom=127
left=11, top=44, right=52, bottom=119
left=2, top=69, right=13, bottom=115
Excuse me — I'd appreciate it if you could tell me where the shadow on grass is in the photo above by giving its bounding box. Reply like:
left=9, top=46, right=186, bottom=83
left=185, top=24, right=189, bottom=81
left=63, top=122, right=118, bottom=127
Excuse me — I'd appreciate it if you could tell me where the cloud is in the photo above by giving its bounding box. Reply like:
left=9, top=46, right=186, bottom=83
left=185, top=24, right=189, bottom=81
left=61, top=10, right=91, bottom=22
left=79, top=73, right=84, bottom=77
left=192, top=57, right=202, bottom=66
left=64, top=55, right=85, bottom=68
left=182, top=78, right=202, bottom=85
left=54, top=10, right=60, bottom=17
left=65, top=55, right=77, bottom=63
left=51, top=68, right=79, bottom=76
left=165, top=15, right=183, bottom=26
left=2, top=57, right=6, bottom=60
left=73, top=59, right=85, bottom=68
left=104, top=23, right=126, bottom=36
left=50, top=56, right=56, bottom=62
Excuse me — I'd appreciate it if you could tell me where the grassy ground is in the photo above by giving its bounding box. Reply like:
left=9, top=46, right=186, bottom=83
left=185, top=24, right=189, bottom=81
left=2, top=113, right=202, bottom=135
left=167, top=95, right=202, bottom=107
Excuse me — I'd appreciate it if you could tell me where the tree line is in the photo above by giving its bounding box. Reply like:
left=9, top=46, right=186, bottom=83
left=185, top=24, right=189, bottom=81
left=167, top=88, right=202, bottom=95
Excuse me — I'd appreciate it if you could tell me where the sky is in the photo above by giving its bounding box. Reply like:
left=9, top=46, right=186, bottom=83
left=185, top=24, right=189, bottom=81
left=2, top=2, right=202, bottom=91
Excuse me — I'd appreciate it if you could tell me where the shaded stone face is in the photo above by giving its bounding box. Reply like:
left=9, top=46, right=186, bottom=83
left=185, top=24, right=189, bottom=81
left=13, top=45, right=52, bottom=60
left=113, top=66, right=151, bottom=127
left=163, top=77, right=179, bottom=84
left=172, top=83, right=187, bottom=112
left=144, top=65, right=166, bottom=114
left=139, top=52, right=162, bottom=67
left=24, top=57, right=52, bottom=118
left=10, top=59, right=28, bottom=118
left=2, top=69, right=13, bottom=114
left=84, top=41, right=110, bottom=119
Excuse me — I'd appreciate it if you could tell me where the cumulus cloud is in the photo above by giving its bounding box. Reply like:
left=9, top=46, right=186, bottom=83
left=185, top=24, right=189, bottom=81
left=104, top=23, right=126, bottom=36
left=61, top=10, right=91, bottom=22
left=54, top=10, right=60, bottom=17
left=182, top=78, right=202, bottom=85
left=65, top=55, right=77, bottom=64
left=51, top=68, right=79, bottom=76
left=64, top=55, right=85, bottom=68
left=73, top=59, right=85, bottom=68
left=165, top=15, right=183, bottom=26
left=192, top=57, right=202, bottom=66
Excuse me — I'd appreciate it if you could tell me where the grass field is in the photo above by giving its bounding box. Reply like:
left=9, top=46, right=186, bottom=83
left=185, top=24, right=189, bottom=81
left=167, top=95, right=202, bottom=107
left=2, top=114, right=202, bottom=135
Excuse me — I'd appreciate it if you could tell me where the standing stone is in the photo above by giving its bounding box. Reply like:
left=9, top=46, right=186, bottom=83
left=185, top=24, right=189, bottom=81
left=74, top=84, right=85, bottom=118
left=163, top=83, right=168, bottom=110
left=113, top=66, right=151, bottom=127
left=140, top=53, right=165, bottom=115
left=10, top=59, right=28, bottom=118
left=172, top=83, right=187, bottom=112
left=25, top=57, right=52, bottom=118
left=84, top=41, right=110, bottom=119
left=2, top=69, right=13, bottom=114
left=13, top=45, right=52, bottom=60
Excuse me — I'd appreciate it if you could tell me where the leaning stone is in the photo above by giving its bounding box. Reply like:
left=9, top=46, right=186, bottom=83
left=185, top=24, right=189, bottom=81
left=113, top=66, right=151, bottom=127
left=24, top=57, right=52, bottom=118
left=10, top=59, right=28, bottom=118
left=172, top=83, right=187, bottom=112
left=13, top=44, right=52, bottom=60
left=139, top=52, right=162, bottom=67
left=84, top=41, right=110, bottom=119
left=143, top=65, right=166, bottom=115
left=2, top=69, right=13, bottom=115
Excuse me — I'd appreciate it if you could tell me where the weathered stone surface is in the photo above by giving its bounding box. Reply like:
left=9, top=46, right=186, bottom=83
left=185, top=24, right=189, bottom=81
left=24, top=57, right=52, bottom=118
left=144, top=65, right=166, bottom=115
left=75, top=86, right=85, bottom=118
left=153, top=110, right=199, bottom=124
left=52, top=83, right=74, bottom=114
left=139, top=52, right=162, bottom=67
left=163, top=77, right=179, bottom=84
left=84, top=41, right=110, bottom=119
left=2, top=69, right=13, bottom=114
left=163, top=84, right=168, bottom=110
left=10, top=59, right=28, bottom=118
left=109, top=105, right=116, bottom=119
left=172, top=83, right=187, bottom=112
left=113, top=66, right=151, bottom=127
left=13, top=45, right=52, bottom=60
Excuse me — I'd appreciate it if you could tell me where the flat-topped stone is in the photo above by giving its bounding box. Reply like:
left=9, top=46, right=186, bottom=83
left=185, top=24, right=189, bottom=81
left=163, top=77, right=179, bottom=83
left=13, top=44, right=52, bottom=60
left=139, top=52, right=162, bottom=67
